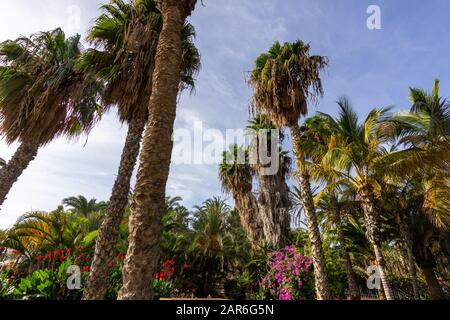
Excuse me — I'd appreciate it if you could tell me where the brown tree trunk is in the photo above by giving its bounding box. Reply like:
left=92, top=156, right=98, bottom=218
left=396, top=213, right=420, bottom=300
left=420, top=267, right=446, bottom=300
left=330, top=194, right=360, bottom=300
left=82, top=112, right=147, bottom=300
left=290, top=124, right=330, bottom=300
left=0, top=142, right=39, bottom=207
left=118, top=0, right=196, bottom=300
left=357, top=184, right=394, bottom=300
left=234, top=191, right=264, bottom=244
left=257, top=172, right=291, bottom=249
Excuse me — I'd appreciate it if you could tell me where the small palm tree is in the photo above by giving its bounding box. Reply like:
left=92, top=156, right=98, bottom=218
left=0, top=28, right=102, bottom=207
left=62, top=195, right=107, bottom=218
left=249, top=40, right=330, bottom=299
left=219, top=145, right=263, bottom=244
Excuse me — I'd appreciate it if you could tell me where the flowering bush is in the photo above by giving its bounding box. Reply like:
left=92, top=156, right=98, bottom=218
left=262, top=245, right=314, bottom=300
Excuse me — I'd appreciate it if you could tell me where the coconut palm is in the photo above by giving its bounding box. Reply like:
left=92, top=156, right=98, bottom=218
left=80, top=0, right=200, bottom=300
left=299, top=114, right=361, bottom=299
left=219, top=145, right=264, bottom=244
left=246, top=115, right=291, bottom=248
left=118, top=0, right=199, bottom=300
left=249, top=40, right=330, bottom=299
left=316, top=97, right=396, bottom=299
left=0, top=28, right=102, bottom=207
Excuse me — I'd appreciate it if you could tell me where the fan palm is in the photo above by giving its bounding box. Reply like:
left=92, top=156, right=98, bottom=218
left=219, top=145, right=263, bottom=244
left=118, top=0, right=199, bottom=300
left=0, top=28, right=102, bottom=207
left=249, top=40, right=330, bottom=299
left=80, top=0, right=200, bottom=300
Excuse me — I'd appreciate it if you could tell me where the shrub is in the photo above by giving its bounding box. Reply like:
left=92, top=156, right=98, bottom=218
left=261, top=245, right=315, bottom=300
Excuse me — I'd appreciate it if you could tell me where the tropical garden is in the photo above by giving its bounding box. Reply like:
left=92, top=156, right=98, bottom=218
left=0, top=0, right=449, bottom=301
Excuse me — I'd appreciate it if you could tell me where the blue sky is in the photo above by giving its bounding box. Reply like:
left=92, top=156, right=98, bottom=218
left=0, top=0, right=449, bottom=228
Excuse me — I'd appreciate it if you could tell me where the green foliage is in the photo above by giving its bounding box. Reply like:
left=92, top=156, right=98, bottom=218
left=13, top=259, right=83, bottom=300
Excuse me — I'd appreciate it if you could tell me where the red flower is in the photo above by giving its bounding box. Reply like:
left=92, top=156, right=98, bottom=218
left=82, top=266, right=90, bottom=273
left=164, top=259, right=175, bottom=266
left=54, top=249, right=63, bottom=256
left=37, top=255, right=45, bottom=262
left=117, top=253, right=125, bottom=261
left=60, top=255, right=67, bottom=262
left=155, top=272, right=160, bottom=280
left=66, top=248, right=73, bottom=255
left=46, top=251, right=54, bottom=261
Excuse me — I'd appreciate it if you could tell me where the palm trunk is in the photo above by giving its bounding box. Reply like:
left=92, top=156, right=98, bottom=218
left=0, top=142, right=39, bottom=207
left=357, top=184, right=394, bottom=300
left=82, top=112, right=147, bottom=300
left=118, top=1, right=194, bottom=300
left=330, top=194, right=360, bottom=300
left=396, top=213, right=420, bottom=300
left=290, top=124, right=330, bottom=300
left=257, top=173, right=291, bottom=248
left=234, top=191, right=264, bottom=244
left=420, top=267, right=445, bottom=300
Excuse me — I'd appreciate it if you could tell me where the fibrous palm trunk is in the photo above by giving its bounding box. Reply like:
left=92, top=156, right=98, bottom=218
left=290, top=124, right=330, bottom=300
left=233, top=190, right=264, bottom=244
left=396, top=213, right=420, bottom=300
left=118, top=0, right=195, bottom=300
left=257, top=171, right=291, bottom=249
left=330, top=194, right=360, bottom=300
left=357, top=184, right=394, bottom=300
left=0, top=142, right=39, bottom=207
left=83, top=111, right=147, bottom=300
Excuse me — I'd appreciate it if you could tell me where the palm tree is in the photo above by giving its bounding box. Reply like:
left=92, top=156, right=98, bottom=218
left=246, top=115, right=291, bottom=248
left=219, top=145, right=264, bottom=244
left=118, top=0, right=199, bottom=300
left=377, top=80, right=450, bottom=299
left=249, top=40, right=330, bottom=299
left=188, top=198, right=250, bottom=297
left=299, top=114, right=361, bottom=300
left=62, top=196, right=107, bottom=218
left=0, top=28, right=102, bottom=208
left=80, top=0, right=200, bottom=300
left=317, top=97, right=395, bottom=299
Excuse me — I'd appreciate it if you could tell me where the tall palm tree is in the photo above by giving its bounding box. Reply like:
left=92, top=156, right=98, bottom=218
left=219, top=145, right=264, bottom=244
left=118, top=0, right=199, bottom=300
left=80, top=0, right=200, bottom=300
left=246, top=115, right=291, bottom=248
left=62, top=195, right=107, bottom=218
left=249, top=40, right=330, bottom=299
left=0, top=28, right=102, bottom=207
left=317, top=97, right=395, bottom=299
left=299, top=114, right=361, bottom=300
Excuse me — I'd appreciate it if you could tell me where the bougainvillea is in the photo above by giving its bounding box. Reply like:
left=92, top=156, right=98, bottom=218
left=262, top=245, right=314, bottom=300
